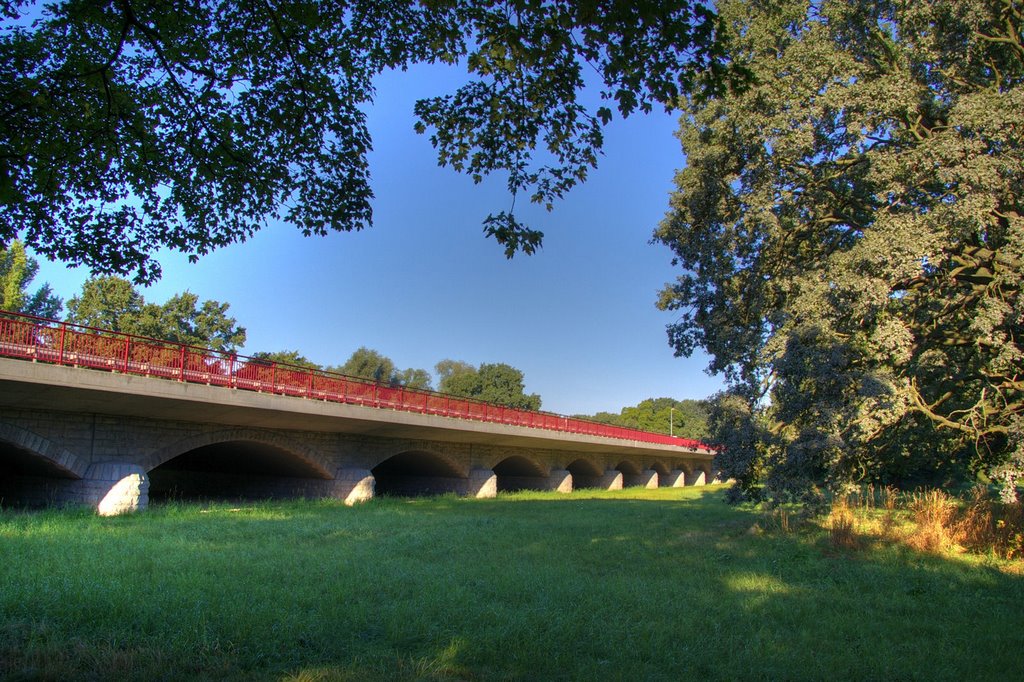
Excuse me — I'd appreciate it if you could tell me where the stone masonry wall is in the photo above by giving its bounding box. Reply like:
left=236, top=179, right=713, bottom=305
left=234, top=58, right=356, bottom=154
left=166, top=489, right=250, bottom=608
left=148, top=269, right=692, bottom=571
left=0, top=406, right=715, bottom=513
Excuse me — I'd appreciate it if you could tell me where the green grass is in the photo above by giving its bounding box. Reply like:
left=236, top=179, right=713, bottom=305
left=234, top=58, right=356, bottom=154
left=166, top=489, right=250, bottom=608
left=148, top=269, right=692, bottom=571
left=1, top=485, right=1021, bottom=681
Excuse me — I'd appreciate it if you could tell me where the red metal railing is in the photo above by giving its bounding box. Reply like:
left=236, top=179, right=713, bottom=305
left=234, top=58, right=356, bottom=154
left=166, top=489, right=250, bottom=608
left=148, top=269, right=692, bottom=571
left=0, top=310, right=711, bottom=451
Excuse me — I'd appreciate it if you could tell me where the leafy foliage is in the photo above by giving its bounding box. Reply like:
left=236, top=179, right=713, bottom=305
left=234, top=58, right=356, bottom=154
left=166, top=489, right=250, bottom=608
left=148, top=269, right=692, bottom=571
left=248, top=350, right=321, bottom=370
left=0, top=0, right=743, bottom=282
left=65, top=275, right=245, bottom=351
left=655, top=0, right=1024, bottom=500
left=437, top=360, right=541, bottom=410
left=0, top=239, right=61, bottom=317
left=335, top=347, right=399, bottom=384
left=397, top=367, right=433, bottom=391
left=63, top=276, right=143, bottom=332
left=435, top=358, right=477, bottom=392
left=335, top=346, right=432, bottom=389
left=582, top=397, right=709, bottom=439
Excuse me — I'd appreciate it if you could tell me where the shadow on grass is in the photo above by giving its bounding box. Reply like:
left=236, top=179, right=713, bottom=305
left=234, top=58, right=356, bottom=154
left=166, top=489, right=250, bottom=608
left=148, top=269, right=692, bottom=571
left=1, top=486, right=1021, bottom=681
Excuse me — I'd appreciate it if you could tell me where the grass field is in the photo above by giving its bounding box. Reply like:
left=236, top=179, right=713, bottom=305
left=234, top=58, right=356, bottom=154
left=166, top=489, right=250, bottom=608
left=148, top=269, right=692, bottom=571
left=1, top=485, right=1021, bottom=681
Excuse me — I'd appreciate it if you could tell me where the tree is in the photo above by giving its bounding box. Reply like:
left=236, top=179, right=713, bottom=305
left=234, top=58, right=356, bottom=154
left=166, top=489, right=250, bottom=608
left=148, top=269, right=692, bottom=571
left=66, top=275, right=246, bottom=351
left=0, top=239, right=61, bottom=317
left=435, top=358, right=476, bottom=393
left=134, top=293, right=246, bottom=351
left=0, top=1, right=743, bottom=283
left=440, top=361, right=541, bottom=410
left=581, top=397, right=709, bottom=439
left=397, top=367, right=433, bottom=391
left=336, top=347, right=432, bottom=388
left=249, top=350, right=321, bottom=370
left=336, top=347, right=398, bottom=384
left=655, top=0, right=1023, bottom=500
left=65, top=276, right=144, bottom=331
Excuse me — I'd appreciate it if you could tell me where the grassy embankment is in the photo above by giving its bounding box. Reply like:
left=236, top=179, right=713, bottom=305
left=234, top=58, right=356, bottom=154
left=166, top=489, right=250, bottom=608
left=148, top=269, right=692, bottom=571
left=2, top=485, right=1022, bottom=681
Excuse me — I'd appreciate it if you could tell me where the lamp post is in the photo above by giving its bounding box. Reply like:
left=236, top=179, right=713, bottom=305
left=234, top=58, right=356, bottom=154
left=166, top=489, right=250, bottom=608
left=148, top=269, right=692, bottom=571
left=670, top=407, right=675, bottom=437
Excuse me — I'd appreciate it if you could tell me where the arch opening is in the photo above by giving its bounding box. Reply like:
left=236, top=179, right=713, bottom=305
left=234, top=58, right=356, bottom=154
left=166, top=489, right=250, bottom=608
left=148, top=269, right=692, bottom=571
left=615, top=460, right=647, bottom=487
left=0, top=439, right=79, bottom=508
left=148, top=440, right=333, bottom=503
left=566, top=458, right=602, bottom=490
left=372, top=451, right=467, bottom=497
left=610, top=456, right=643, bottom=483
left=493, top=455, right=547, bottom=493
left=651, top=461, right=676, bottom=487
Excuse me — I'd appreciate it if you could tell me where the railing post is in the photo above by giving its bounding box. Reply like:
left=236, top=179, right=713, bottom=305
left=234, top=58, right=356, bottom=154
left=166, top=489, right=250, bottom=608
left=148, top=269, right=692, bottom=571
left=122, top=335, right=130, bottom=373
left=307, top=368, right=313, bottom=397
left=58, top=321, right=66, bottom=365
left=179, top=345, right=186, bottom=381
left=271, top=362, right=277, bottom=393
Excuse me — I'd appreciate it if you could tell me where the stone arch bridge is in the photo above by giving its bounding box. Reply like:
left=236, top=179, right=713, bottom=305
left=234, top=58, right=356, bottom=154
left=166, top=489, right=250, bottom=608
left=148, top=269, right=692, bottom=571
left=0, top=358, right=716, bottom=515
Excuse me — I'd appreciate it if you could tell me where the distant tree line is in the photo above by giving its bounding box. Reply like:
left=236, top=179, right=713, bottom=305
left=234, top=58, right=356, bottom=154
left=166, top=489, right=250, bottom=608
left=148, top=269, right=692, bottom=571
left=254, top=349, right=541, bottom=411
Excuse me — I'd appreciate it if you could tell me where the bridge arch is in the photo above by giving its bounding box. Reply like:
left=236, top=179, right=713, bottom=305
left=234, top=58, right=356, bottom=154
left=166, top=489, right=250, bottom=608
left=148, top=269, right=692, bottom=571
left=650, top=461, right=671, bottom=479
left=371, top=449, right=467, bottom=497
left=647, top=461, right=671, bottom=487
left=615, top=459, right=650, bottom=488
left=492, top=455, right=548, bottom=492
left=145, top=429, right=334, bottom=503
left=0, top=421, right=85, bottom=508
left=566, top=458, right=603, bottom=490
left=0, top=421, right=86, bottom=479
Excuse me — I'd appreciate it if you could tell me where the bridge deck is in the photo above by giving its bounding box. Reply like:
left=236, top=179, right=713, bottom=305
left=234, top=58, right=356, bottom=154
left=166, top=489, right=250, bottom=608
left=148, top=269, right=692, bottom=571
left=0, top=310, right=712, bottom=454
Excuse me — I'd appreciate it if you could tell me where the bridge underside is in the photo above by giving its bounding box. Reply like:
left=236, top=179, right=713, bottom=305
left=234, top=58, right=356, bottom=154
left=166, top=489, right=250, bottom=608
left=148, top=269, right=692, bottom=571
left=0, top=422, right=717, bottom=513
left=148, top=441, right=335, bottom=503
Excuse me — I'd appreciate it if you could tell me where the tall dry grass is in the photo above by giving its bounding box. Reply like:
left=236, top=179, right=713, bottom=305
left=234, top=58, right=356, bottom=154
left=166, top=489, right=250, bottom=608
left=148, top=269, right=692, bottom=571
left=827, top=496, right=859, bottom=550
left=825, top=485, right=1024, bottom=560
left=906, top=489, right=960, bottom=553
left=954, top=486, right=1024, bottom=560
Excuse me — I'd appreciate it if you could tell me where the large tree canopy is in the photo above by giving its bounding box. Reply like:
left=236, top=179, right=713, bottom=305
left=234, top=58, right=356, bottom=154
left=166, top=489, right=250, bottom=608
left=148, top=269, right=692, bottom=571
left=438, top=360, right=541, bottom=410
left=0, top=0, right=740, bottom=283
left=655, top=0, right=1023, bottom=500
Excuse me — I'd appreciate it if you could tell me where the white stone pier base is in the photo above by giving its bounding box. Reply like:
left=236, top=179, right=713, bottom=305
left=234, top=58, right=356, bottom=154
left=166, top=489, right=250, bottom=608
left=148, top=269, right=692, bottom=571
left=599, top=470, right=624, bottom=490
left=466, top=468, right=497, bottom=498
left=546, top=469, right=572, bottom=493
left=333, top=468, right=375, bottom=505
left=639, top=469, right=659, bottom=489
left=664, top=469, right=687, bottom=487
left=685, top=469, right=707, bottom=486
left=79, top=462, right=149, bottom=516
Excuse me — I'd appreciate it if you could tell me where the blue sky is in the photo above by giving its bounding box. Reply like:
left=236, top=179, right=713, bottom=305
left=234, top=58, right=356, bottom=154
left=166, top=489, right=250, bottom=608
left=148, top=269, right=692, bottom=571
left=30, top=64, right=725, bottom=417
